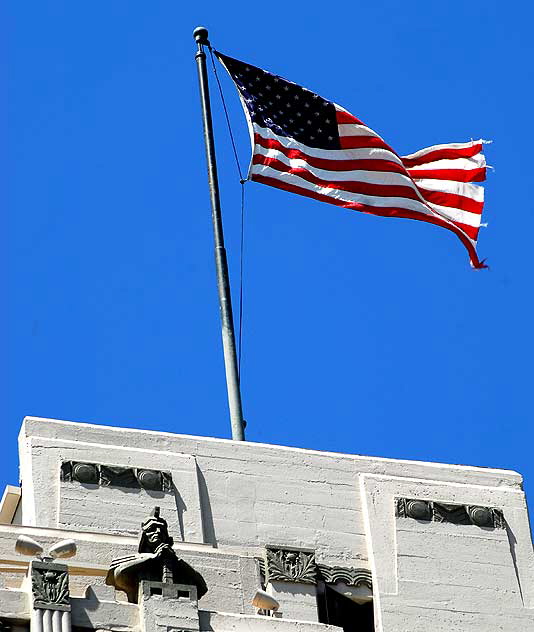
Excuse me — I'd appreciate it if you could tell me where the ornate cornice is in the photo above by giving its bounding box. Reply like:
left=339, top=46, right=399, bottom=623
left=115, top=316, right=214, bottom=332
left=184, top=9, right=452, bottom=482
left=316, top=564, right=372, bottom=589
left=396, top=498, right=505, bottom=529
left=61, top=461, right=173, bottom=492
left=31, top=561, right=70, bottom=611
left=258, top=549, right=372, bottom=590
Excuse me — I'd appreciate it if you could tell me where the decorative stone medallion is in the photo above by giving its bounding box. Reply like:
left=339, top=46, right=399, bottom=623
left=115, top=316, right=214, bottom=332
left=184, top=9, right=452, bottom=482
left=265, top=547, right=317, bottom=584
left=467, top=505, right=504, bottom=528
left=71, top=462, right=98, bottom=484
left=137, top=469, right=164, bottom=491
left=31, top=561, right=70, bottom=611
left=396, top=498, right=432, bottom=521
left=396, top=498, right=504, bottom=529
left=61, top=461, right=173, bottom=493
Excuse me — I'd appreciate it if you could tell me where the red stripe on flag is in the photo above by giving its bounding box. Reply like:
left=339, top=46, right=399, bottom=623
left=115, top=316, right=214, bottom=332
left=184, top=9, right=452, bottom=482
left=409, top=168, right=486, bottom=183
left=254, top=135, right=407, bottom=174
left=252, top=173, right=430, bottom=218
left=253, top=155, right=421, bottom=200
left=335, top=110, right=364, bottom=125
left=252, top=174, right=485, bottom=268
left=402, top=144, right=483, bottom=168
left=451, top=221, right=480, bottom=241
left=417, top=188, right=484, bottom=215
left=339, top=135, right=394, bottom=151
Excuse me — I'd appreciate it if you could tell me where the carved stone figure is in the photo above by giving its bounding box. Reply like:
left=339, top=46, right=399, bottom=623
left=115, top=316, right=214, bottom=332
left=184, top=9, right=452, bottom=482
left=105, top=507, right=207, bottom=603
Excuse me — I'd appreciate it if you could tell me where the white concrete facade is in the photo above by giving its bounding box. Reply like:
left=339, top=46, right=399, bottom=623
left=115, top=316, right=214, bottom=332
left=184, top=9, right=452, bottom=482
left=0, top=416, right=533, bottom=632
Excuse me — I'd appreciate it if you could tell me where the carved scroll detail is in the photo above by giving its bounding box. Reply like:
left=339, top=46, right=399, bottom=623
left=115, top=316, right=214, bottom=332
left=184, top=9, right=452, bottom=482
left=316, top=564, right=372, bottom=589
left=61, top=461, right=173, bottom=492
left=396, top=497, right=504, bottom=529
left=260, top=550, right=373, bottom=589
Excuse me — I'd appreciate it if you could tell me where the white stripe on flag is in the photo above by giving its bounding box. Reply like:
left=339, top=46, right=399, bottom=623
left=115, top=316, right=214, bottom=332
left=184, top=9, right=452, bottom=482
left=426, top=202, right=482, bottom=228
left=337, top=123, right=383, bottom=138
left=255, top=144, right=417, bottom=187
left=407, top=155, right=486, bottom=172
left=413, top=178, right=484, bottom=203
left=254, top=124, right=403, bottom=164
left=250, top=164, right=435, bottom=215
left=402, top=139, right=486, bottom=160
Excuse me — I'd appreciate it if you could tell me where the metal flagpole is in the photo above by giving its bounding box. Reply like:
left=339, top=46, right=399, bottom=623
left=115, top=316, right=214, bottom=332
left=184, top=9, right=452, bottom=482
left=193, top=26, right=245, bottom=441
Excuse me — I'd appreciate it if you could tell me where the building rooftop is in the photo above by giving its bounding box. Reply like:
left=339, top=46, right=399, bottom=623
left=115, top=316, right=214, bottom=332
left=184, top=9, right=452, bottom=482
left=0, top=416, right=532, bottom=632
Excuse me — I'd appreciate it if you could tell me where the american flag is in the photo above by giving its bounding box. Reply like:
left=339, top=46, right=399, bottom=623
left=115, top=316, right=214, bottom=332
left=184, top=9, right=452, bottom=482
left=215, top=51, right=489, bottom=269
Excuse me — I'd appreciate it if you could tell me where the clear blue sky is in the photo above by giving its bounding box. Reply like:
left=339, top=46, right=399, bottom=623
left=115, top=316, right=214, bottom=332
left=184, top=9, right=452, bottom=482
left=3, top=2, right=533, bottom=528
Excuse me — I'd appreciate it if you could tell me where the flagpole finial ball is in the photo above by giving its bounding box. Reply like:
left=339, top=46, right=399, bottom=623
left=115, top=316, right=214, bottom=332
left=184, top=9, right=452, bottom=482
left=193, top=26, right=209, bottom=44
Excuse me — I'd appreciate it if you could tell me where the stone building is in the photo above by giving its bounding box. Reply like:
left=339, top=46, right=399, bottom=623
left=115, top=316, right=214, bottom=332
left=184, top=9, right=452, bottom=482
left=0, top=416, right=533, bottom=631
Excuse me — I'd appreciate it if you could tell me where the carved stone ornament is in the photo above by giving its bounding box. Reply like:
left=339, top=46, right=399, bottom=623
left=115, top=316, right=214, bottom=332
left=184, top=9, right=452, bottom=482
left=106, top=507, right=208, bottom=604
left=396, top=498, right=433, bottom=521
left=468, top=505, right=505, bottom=528
left=259, top=554, right=372, bottom=590
left=71, top=462, right=98, bottom=484
left=265, top=547, right=317, bottom=584
left=316, top=564, right=372, bottom=589
left=396, top=497, right=505, bottom=529
left=31, top=561, right=70, bottom=611
left=61, top=461, right=173, bottom=493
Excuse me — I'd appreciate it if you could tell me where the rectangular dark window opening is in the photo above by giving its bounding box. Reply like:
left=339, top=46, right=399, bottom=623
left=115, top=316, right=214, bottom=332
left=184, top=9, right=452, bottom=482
left=150, top=586, right=163, bottom=596
left=317, top=582, right=374, bottom=632
left=178, top=590, right=190, bottom=599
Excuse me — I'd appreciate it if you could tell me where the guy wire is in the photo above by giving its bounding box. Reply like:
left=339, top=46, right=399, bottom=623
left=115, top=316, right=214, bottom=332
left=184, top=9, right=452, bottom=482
left=208, top=46, right=247, bottom=380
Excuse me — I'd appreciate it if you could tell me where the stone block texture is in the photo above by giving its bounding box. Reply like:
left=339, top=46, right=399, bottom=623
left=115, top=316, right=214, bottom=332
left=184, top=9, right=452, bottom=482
left=0, top=416, right=529, bottom=632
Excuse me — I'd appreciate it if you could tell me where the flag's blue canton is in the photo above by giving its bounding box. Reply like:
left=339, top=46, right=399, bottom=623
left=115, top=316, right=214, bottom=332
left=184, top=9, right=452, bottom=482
left=216, top=52, right=341, bottom=150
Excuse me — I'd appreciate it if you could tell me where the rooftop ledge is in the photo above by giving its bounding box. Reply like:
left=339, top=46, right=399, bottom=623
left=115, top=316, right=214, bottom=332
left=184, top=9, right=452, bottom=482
left=199, top=611, right=340, bottom=632
left=19, top=415, right=523, bottom=489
